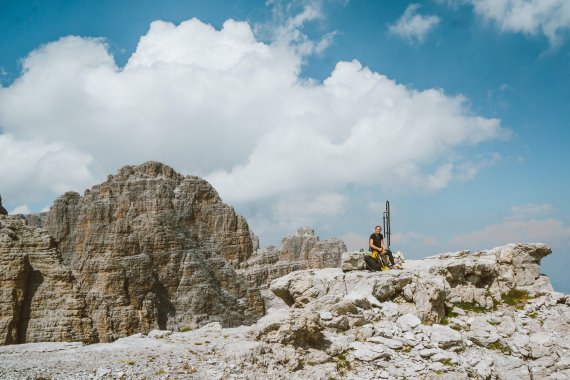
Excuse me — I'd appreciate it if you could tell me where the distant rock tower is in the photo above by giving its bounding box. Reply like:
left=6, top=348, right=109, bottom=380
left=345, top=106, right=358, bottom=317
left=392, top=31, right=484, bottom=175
left=0, top=195, right=8, bottom=215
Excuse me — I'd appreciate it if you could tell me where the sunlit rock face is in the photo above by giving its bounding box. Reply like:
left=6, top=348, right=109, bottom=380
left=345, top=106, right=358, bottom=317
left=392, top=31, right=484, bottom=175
left=237, top=226, right=347, bottom=289
left=0, top=216, right=92, bottom=345
left=1, top=162, right=264, bottom=344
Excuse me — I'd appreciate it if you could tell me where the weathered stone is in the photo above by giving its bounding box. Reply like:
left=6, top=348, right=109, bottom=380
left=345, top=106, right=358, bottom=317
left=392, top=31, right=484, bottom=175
left=238, top=227, right=346, bottom=290
left=529, top=331, right=554, bottom=359
left=468, top=319, right=501, bottom=347
left=0, top=216, right=92, bottom=344
left=341, top=251, right=367, bottom=272
left=350, top=341, right=391, bottom=361
left=254, top=311, right=325, bottom=348
left=430, top=324, right=463, bottom=350
left=396, top=313, right=421, bottom=332
left=494, top=354, right=531, bottom=380
left=2, top=162, right=265, bottom=344
left=367, top=335, right=403, bottom=349
left=0, top=195, right=7, bottom=216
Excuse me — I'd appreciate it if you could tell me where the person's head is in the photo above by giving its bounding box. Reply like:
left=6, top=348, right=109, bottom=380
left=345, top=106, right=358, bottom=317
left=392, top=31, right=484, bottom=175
left=374, top=225, right=382, bottom=234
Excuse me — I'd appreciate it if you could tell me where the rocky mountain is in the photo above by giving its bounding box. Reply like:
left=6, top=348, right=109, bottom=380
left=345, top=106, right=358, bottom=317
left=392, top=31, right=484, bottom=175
left=1, top=243, right=568, bottom=379
left=1, top=162, right=569, bottom=378
left=0, top=162, right=345, bottom=345
left=238, top=226, right=346, bottom=289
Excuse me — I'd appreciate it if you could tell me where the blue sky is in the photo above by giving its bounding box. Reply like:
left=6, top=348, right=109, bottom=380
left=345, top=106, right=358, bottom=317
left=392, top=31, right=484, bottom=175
left=1, top=0, right=569, bottom=292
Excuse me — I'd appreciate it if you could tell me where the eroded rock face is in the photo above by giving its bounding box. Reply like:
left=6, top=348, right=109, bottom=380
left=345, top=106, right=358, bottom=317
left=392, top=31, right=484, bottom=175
left=281, top=243, right=553, bottom=323
left=1, top=243, right=568, bottom=379
left=0, top=195, right=7, bottom=215
left=0, top=216, right=92, bottom=345
left=238, top=227, right=346, bottom=289
left=1, top=162, right=264, bottom=344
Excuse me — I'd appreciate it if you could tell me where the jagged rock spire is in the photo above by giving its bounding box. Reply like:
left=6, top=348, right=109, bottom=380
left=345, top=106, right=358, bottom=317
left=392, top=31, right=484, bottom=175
left=0, top=195, right=8, bottom=215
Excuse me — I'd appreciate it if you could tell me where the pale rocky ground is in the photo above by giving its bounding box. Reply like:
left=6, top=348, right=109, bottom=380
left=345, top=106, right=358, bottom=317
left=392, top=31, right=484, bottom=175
left=1, top=243, right=569, bottom=379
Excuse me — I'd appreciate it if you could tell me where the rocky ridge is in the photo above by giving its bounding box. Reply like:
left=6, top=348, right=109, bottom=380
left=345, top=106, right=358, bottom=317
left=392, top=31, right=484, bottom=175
left=0, top=162, right=345, bottom=345
left=238, top=226, right=347, bottom=289
left=1, top=243, right=569, bottom=379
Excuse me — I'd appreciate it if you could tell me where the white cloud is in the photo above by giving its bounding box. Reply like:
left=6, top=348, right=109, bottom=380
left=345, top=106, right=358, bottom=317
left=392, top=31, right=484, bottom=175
left=0, top=133, right=94, bottom=206
left=388, top=4, right=441, bottom=43
left=10, top=204, right=31, bottom=215
left=507, top=203, right=552, bottom=220
left=0, top=14, right=505, bottom=225
left=273, top=191, right=348, bottom=228
left=448, top=201, right=569, bottom=250
left=208, top=59, right=506, bottom=201
left=367, top=201, right=383, bottom=213
left=448, top=218, right=570, bottom=251
left=466, top=0, right=570, bottom=46
left=259, top=0, right=335, bottom=56
left=342, top=231, right=369, bottom=251
left=392, top=231, right=438, bottom=247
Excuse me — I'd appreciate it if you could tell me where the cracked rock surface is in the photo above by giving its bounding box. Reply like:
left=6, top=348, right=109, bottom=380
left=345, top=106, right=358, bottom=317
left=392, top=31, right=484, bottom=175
left=1, top=243, right=569, bottom=379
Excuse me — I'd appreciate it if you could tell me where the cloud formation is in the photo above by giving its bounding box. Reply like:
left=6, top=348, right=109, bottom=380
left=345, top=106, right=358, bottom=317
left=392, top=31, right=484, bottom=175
left=448, top=202, right=570, bottom=251
left=0, top=14, right=505, bottom=230
left=466, top=0, right=570, bottom=46
left=388, top=3, right=441, bottom=43
left=448, top=218, right=570, bottom=251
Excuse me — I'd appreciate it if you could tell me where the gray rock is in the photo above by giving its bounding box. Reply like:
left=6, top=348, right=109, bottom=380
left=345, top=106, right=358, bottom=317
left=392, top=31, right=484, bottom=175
left=396, top=313, right=421, bottom=331
left=494, top=354, right=531, bottom=380
left=430, top=324, right=463, bottom=350
left=0, top=195, right=8, bottom=215
left=468, top=318, right=501, bottom=347
left=350, top=341, right=391, bottom=361
left=529, top=331, right=554, bottom=359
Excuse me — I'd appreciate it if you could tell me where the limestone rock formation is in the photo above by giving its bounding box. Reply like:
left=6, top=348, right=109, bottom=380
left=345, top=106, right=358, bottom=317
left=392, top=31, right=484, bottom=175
left=238, top=227, right=346, bottom=289
left=1, top=162, right=265, bottom=344
left=1, top=243, right=568, bottom=379
left=0, top=195, right=7, bottom=215
left=0, top=216, right=92, bottom=345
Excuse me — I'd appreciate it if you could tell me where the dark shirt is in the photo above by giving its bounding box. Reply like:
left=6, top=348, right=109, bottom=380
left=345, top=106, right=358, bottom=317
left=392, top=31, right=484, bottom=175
left=369, top=233, right=383, bottom=252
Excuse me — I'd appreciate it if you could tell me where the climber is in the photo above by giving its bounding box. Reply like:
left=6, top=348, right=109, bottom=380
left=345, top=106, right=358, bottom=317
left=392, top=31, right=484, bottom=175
left=369, top=225, right=396, bottom=269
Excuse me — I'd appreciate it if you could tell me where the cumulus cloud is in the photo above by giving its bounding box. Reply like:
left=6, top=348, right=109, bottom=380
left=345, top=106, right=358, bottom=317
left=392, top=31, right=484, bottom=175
left=264, top=191, right=348, bottom=234
left=448, top=218, right=570, bottom=251
left=10, top=204, right=31, bottom=215
left=342, top=231, right=369, bottom=251
left=0, top=133, right=94, bottom=207
left=209, top=59, right=506, bottom=201
left=465, top=0, right=570, bottom=46
left=0, top=12, right=506, bottom=228
left=261, top=0, right=336, bottom=55
left=392, top=231, right=438, bottom=247
left=448, top=202, right=570, bottom=251
left=507, top=203, right=552, bottom=220
left=388, top=3, right=441, bottom=43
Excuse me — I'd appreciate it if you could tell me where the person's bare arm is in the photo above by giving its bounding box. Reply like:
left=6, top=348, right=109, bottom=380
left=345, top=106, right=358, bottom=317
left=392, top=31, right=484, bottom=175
left=370, top=237, right=382, bottom=252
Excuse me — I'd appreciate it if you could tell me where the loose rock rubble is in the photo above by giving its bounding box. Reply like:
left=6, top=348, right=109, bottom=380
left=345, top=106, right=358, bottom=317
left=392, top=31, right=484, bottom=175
left=1, top=243, right=568, bottom=379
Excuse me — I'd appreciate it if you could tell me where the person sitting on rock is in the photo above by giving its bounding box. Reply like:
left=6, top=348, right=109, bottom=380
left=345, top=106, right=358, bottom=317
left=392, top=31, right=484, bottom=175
left=0, top=195, right=8, bottom=216
left=369, top=225, right=396, bottom=269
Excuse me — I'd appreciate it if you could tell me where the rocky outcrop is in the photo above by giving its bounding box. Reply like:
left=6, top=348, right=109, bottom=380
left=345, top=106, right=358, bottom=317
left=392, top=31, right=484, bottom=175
left=292, top=243, right=553, bottom=323
left=1, top=243, right=568, bottom=379
left=0, top=162, right=265, bottom=344
left=0, top=195, right=7, bottom=215
left=238, top=227, right=346, bottom=289
left=0, top=163, right=348, bottom=346
left=0, top=216, right=92, bottom=345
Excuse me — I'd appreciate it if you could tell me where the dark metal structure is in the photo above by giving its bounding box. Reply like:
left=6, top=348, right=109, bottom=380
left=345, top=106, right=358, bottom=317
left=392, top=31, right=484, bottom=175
left=382, top=200, right=390, bottom=249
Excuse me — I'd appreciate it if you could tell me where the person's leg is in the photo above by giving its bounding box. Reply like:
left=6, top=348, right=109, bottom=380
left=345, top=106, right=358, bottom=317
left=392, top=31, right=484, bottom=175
left=385, top=250, right=396, bottom=266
